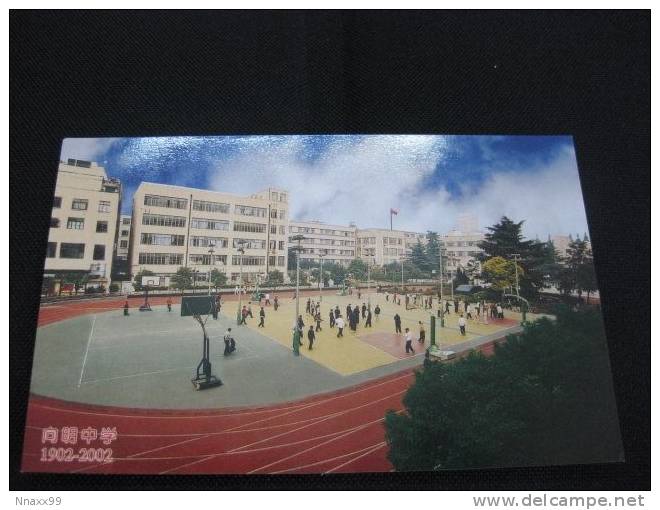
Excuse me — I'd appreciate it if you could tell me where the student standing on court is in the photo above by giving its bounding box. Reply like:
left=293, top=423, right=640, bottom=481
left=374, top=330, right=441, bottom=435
left=335, top=315, right=345, bottom=337
left=404, top=328, right=415, bottom=354
left=240, top=305, right=248, bottom=325
left=273, top=295, right=279, bottom=311
left=307, top=325, right=316, bottom=350
left=166, top=297, right=172, bottom=312
left=374, top=304, right=381, bottom=321
left=315, top=311, right=323, bottom=332
left=247, top=302, right=254, bottom=318
left=458, top=314, right=467, bottom=336
left=223, top=328, right=235, bottom=355
left=258, top=306, right=265, bottom=327
left=394, top=313, right=402, bottom=334
left=418, top=321, right=426, bottom=344
left=265, top=293, right=270, bottom=306
left=123, top=300, right=129, bottom=316
left=353, top=305, right=360, bottom=327
left=365, top=309, right=372, bottom=327
left=497, top=304, right=504, bottom=319
left=329, top=309, right=335, bottom=328
left=361, top=303, right=367, bottom=319
left=334, top=305, right=340, bottom=319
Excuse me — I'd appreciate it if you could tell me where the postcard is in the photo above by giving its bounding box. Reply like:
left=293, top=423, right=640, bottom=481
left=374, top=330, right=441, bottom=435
left=21, top=135, right=622, bottom=474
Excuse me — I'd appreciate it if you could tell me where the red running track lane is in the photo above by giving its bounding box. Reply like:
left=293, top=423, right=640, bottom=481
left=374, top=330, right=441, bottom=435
left=21, top=370, right=414, bottom=474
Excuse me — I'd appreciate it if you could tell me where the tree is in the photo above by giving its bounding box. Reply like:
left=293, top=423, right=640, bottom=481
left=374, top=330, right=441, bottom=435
left=347, top=258, right=368, bottom=281
left=424, top=231, right=441, bottom=272
left=210, top=268, right=228, bottom=291
left=481, top=256, right=524, bottom=292
left=453, top=267, right=470, bottom=287
left=409, top=240, right=427, bottom=270
left=325, top=263, right=346, bottom=285
left=478, top=216, right=548, bottom=298
left=563, top=238, right=598, bottom=302
left=463, top=259, right=481, bottom=283
left=266, top=270, right=284, bottom=289
left=170, top=267, right=193, bottom=293
left=384, top=308, right=622, bottom=470
left=132, top=269, right=155, bottom=292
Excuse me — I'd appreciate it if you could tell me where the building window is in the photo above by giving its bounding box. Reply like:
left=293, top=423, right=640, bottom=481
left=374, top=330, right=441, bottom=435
left=192, top=200, right=230, bottom=214
left=53, top=196, right=62, bottom=208
left=144, top=194, right=188, bottom=209
left=271, top=192, right=279, bottom=201
left=122, top=217, right=131, bottom=225
left=279, top=226, right=286, bottom=235
left=67, top=217, right=85, bottom=230
left=235, top=205, right=267, bottom=218
left=50, top=217, right=60, bottom=228
left=233, top=238, right=266, bottom=250
left=190, top=254, right=228, bottom=265
left=98, top=200, right=111, bottom=213
left=268, top=256, right=276, bottom=267
left=231, top=255, right=265, bottom=266
left=71, top=199, right=88, bottom=210
left=141, top=233, right=185, bottom=246
left=270, top=209, right=278, bottom=219
left=138, top=252, right=184, bottom=265
left=46, top=242, right=57, bottom=258
left=142, top=213, right=186, bottom=228
left=278, top=241, right=285, bottom=250
left=93, top=244, right=106, bottom=260
left=121, top=229, right=129, bottom=236
left=60, top=243, right=85, bottom=259
left=191, top=218, right=230, bottom=231
left=190, top=236, right=229, bottom=248
left=270, top=225, right=277, bottom=234
left=96, top=221, right=108, bottom=233
left=233, top=221, right=266, bottom=233
left=277, top=256, right=285, bottom=266
left=119, top=240, right=128, bottom=248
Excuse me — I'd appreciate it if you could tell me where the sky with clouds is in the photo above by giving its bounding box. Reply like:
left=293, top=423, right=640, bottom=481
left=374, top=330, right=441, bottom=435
left=60, top=135, right=590, bottom=239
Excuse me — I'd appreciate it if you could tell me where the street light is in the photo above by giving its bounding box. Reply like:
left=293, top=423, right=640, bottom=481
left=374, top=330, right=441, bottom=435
left=439, top=247, right=446, bottom=327
left=290, top=234, right=306, bottom=355
left=511, top=253, right=521, bottom=297
left=366, top=256, right=373, bottom=307
left=207, top=245, right=215, bottom=295
left=318, top=251, right=325, bottom=303
left=236, top=240, right=246, bottom=325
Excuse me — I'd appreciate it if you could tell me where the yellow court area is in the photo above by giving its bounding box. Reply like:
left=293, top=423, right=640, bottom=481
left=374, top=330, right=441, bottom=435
left=222, top=291, right=536, bottom=376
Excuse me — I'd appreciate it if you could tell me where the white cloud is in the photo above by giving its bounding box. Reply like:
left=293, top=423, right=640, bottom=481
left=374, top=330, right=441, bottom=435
left=60, top=138, right=123, bottom=163
left=207, top=136, right=589, bottom=240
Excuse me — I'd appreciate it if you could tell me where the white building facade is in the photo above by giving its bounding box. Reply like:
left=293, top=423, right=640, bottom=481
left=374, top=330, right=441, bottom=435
left=356, top=228, right=427, bottom=266
left=129, top=183, right=289, bottom=284
left=44, top=159, right=121, bottom=289
left=288, top=220, right=357, bottom=266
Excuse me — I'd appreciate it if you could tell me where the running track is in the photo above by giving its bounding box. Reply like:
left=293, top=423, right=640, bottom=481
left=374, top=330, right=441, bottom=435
left=23, top=297, right=501, bottom=474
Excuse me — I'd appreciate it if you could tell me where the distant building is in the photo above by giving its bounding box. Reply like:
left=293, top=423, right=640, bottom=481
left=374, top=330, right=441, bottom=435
left=44, top=159, right=121, bottom=292
left=356, top=228, right=426, bottom=266
left=116, top=214, right=132, bottom=260
left=288, top=220, right=357, bottom=267
left=441, top=230, right=485, bottom=272
left=550, top=235, right=572, bottom=258
left=129, top=182, right=289, bottom=284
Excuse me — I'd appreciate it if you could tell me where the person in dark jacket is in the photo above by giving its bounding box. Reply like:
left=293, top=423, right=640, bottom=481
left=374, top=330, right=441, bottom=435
left=329, top=309, right=335, bottom=328
left=315, top=312, right=323, bottom=332
left=374, top=304, right=381, bottom=321
left=334, top=306, right=340, bottom=319
left=258, top=306, right=265, bottom=327
left=365, top=309, right=372, bottom=328
left=394, top=313, right=402, bottom=334
left=361, top=303, right=367, bottom=319
left=307, top=325, right=315, bottom=350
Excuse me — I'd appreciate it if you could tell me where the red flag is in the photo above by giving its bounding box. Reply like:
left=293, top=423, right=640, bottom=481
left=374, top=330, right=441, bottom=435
left=390, top=208, right=399, bottom=215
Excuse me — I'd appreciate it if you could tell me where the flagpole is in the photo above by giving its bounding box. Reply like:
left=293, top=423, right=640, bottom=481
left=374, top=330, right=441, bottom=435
left=390, top=210, right=392, bottom=231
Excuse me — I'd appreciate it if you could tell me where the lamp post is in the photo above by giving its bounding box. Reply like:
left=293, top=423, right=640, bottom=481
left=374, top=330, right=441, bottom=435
left=400, top=258, right=404, bottom=291
left=511, top=253, right=521, bottom=297
left=207, top=246, right=215, bottom=295
left=439, top=247, right=446, bottom=327
left=236, top=240, right=246, bottom=325
left=318, top=251, right=325, bottom=303
left=192, top=269, right=198, bottom=295
left=367, top=256, right=373, bottom=307
left=290, top=234, right=306, bottom=355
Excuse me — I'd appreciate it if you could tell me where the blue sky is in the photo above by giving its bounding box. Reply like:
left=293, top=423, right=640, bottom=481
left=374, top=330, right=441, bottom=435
left=60, top=135, right=589, bottom=238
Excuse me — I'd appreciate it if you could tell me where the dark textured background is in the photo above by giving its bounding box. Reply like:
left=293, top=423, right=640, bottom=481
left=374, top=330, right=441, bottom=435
left=10, top=10, right=650, bottom=490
